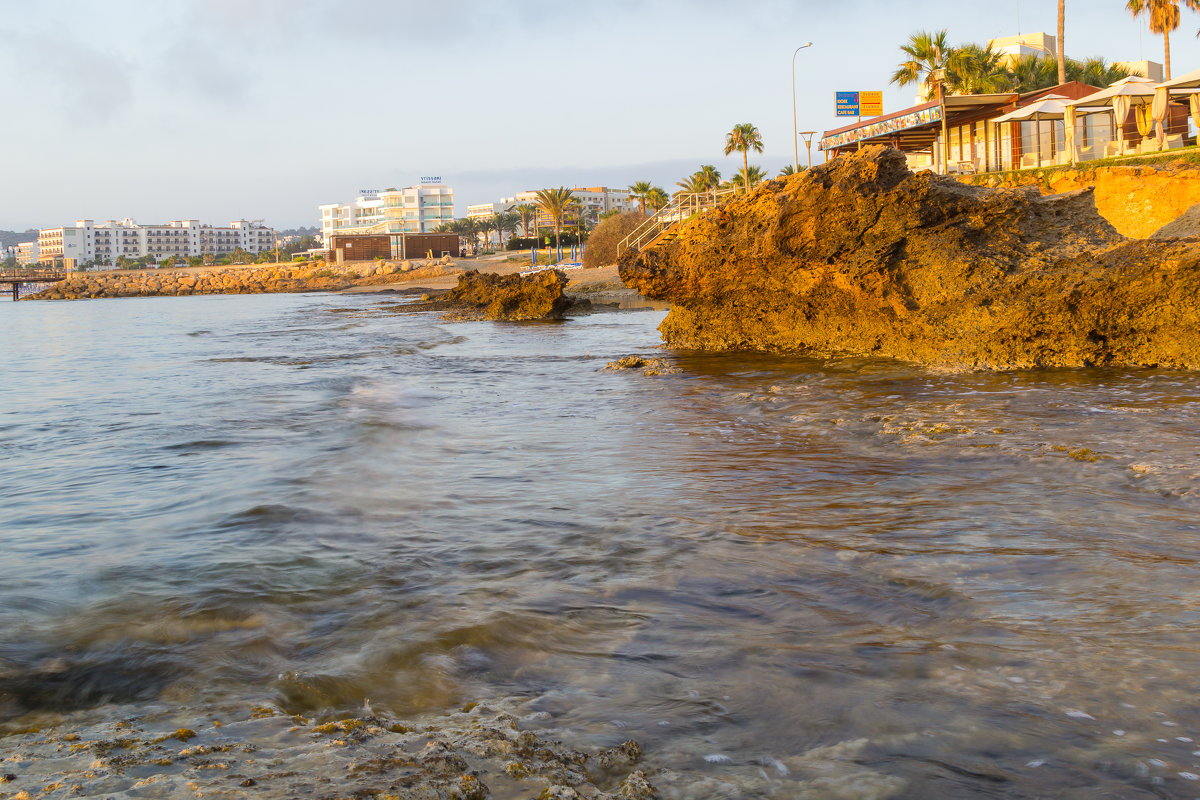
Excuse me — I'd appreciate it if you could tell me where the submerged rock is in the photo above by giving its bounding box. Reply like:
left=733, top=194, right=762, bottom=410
left=619, top=145, right=1200, bottom=370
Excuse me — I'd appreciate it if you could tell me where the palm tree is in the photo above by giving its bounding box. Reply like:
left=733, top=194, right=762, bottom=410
left=1074, top=57, right=1134, bottom=87
left=778, top=164, right=804, bottom=176
left=726, top=165, right=767, bottom=191
left=1127, top=0, right=1200, bottom=81
left=647, top=187, right=670, bottom=212
left=514, top=203, right=538, bottom=237
left=497, top=212, right=520, bottom=248
left=945, top=43, right=1011, bottom=94
left=628, top=181, right=653, bottom=214
left=676, top=173, right=707, bottom=193
left=534, top=186, right=575, bottom=262
left=1057, top=0, right=1066, bottom=85
left=890, top=29, right=952, bottom=101
left=1007, top=53, right=1060, bottom=93
left=723, top=123, right=764, bottom=193
left=676, top=165, right=723, bottom=195
left=697, top=164, right=721, bottom=190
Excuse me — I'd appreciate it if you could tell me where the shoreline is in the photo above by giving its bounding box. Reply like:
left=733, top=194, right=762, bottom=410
left=20, top=258, right=655, bottom=307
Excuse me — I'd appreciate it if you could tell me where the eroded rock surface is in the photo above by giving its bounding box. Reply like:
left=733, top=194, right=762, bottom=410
left=408, top=269, right=581, bottom=321
left=619, top=145, right=1200, bottom=370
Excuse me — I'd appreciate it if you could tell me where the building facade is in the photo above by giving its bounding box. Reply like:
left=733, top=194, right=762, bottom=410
left=480, top=187, right=636, bottom=229
left=37, top=219, right=276, bottom=266
left=17, top=241, right=39, bottom=265
left=319, top=181, right=456, bottom=241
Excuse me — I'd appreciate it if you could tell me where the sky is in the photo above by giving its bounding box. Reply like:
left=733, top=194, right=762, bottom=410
left=4, top=0, right=1200, bottom=231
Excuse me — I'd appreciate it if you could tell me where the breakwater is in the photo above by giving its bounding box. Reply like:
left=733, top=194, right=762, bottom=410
left=26, top=258, right=459, bottom=300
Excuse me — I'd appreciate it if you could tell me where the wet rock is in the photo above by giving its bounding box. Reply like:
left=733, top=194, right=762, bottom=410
left=619, top=145, right=1200, bottom=371
left=429, top=269, right=577, bottom=321
left=604, top=356, right=680, bottom=376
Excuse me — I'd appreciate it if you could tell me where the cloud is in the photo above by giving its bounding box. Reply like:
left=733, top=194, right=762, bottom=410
left=2, top=31, right=136, bottom=123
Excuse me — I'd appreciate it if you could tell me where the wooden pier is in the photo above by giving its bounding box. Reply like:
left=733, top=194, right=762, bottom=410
left=1, top=269, right=69, bottom=300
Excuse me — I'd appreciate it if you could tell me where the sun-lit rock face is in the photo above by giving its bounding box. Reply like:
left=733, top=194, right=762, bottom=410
left=620, top=145, right=1200, bottom=370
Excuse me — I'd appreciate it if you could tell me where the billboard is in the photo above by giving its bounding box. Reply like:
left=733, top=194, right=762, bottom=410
left=859, top=91, right=884, bottom=116
left=835, top=92, right=860, bottom=116
left=835, top=91, right=884, bottom=117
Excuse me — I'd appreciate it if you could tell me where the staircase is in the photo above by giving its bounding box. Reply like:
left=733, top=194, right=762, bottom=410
left=618, top=188, right=737, bottom=258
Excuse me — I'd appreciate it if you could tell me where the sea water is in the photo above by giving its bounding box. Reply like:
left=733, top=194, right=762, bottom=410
left=2, top=292, right=1200, bottom=798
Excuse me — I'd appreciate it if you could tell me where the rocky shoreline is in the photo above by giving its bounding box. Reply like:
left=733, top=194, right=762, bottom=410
left=619, top=145, right=1200, bottom=371
left=0, top=697, right=656, bottom=800
left=25, top=259, right=462, bottom=301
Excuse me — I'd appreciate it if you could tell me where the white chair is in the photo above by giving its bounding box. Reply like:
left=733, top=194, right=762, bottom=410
left=1020, top=153, right=1038, bottom=169
left=1104, top=142, right=1122, bottom=158
left=1077, top=145, right=1095, bottom=161
left=1166, top=134, right=1184, bottom=150
left=1140, top=138, right=1162, bottom=154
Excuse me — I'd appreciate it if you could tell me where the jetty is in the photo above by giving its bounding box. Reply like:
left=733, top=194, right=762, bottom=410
left=1, top=269, right=69, bottom=300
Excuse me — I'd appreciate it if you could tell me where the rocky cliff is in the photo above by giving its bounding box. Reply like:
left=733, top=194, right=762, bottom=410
left=619, top=146, right=1200, bottom=370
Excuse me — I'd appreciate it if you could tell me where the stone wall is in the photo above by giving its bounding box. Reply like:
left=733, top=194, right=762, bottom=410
left=27, top=258, right=459, bottom=301
left=964, top=160, right=1200, bottom=239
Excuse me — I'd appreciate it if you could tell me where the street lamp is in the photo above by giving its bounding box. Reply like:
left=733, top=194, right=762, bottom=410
left=792, top=42, right=814, bottom=173
left=799, top=130, right=816, bottom=169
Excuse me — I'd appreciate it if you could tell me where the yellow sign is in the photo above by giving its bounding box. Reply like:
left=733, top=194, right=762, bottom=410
left=860, top=90, right=884, bottom=117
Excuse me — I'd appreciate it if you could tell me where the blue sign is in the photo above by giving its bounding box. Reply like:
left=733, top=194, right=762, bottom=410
left=836, top=91, right=860, bottom=117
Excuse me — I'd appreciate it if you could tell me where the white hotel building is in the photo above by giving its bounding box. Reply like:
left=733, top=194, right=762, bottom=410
left=319, top=181, right=455, bottom=241
left=469, top=187, right=637, bottom=228
left=38, top=219, right=276, bottom=266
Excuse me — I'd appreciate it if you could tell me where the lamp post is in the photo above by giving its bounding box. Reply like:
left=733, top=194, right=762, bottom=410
left=792, top=42, right=814, bottom=173
left=799, top=130, right=816, bottom=169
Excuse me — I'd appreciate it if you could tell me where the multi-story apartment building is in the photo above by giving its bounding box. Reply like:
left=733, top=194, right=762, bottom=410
left=37, top=219, right=276, bottom=266
left=319, top=180, right=455, bottom=241
left=17, top=241, right=39, bottom=265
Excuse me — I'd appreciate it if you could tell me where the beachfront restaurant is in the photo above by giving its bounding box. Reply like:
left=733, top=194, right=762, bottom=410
left=820, top=79, right=1194, bottom=173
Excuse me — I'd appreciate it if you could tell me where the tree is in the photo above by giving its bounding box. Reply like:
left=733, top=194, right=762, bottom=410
left=1058, top=0, right=1066, bottom=85
left=1126, top=0, right=1200, bottom=80
left=676, top=173, right=708, bottom=193
left=1075, top=57, right=1134, bottom=87
left=726, top=165, right=767, bottom=190
left=778, top=164, right=805, bottom=176
left=497, top=212, right=520, bottom=247
left=890, top=29, right=952, bottom=101
left=514, top=203, right=538, bottom=237
left=945, top=43, right=1011, bottom=94
left=534, top=186, right=575, bottom=262
left=1007, top=52, right=1060, bottom=93
left=628, top=180, right=654, bottom=214
left=676, top=164, right=722, bottom=194
left=723, top=123, right=764, bottom=194
left=646, top=186, right=670, bottom=211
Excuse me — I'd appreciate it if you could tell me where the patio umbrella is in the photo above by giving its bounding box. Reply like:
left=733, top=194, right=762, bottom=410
left=992, top=96, right=1074, bottom=166
left=1161, top=68, right=1200, bottom=140
left=1068, top=77, right=1159, bottom=156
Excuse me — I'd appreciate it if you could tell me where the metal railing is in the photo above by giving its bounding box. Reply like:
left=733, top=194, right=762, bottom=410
left=0, top=268, right=69, bottom=280
left=618, top=187, right=737, bottom=258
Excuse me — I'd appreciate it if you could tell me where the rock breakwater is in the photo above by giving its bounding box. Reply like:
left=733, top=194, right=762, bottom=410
left=619, top=145, right=1200, bottom=371
left=27, top=258, right=460, bottom=301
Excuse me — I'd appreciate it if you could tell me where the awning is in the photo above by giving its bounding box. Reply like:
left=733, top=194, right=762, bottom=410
left=820, top=93, right=1017, bottom=152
